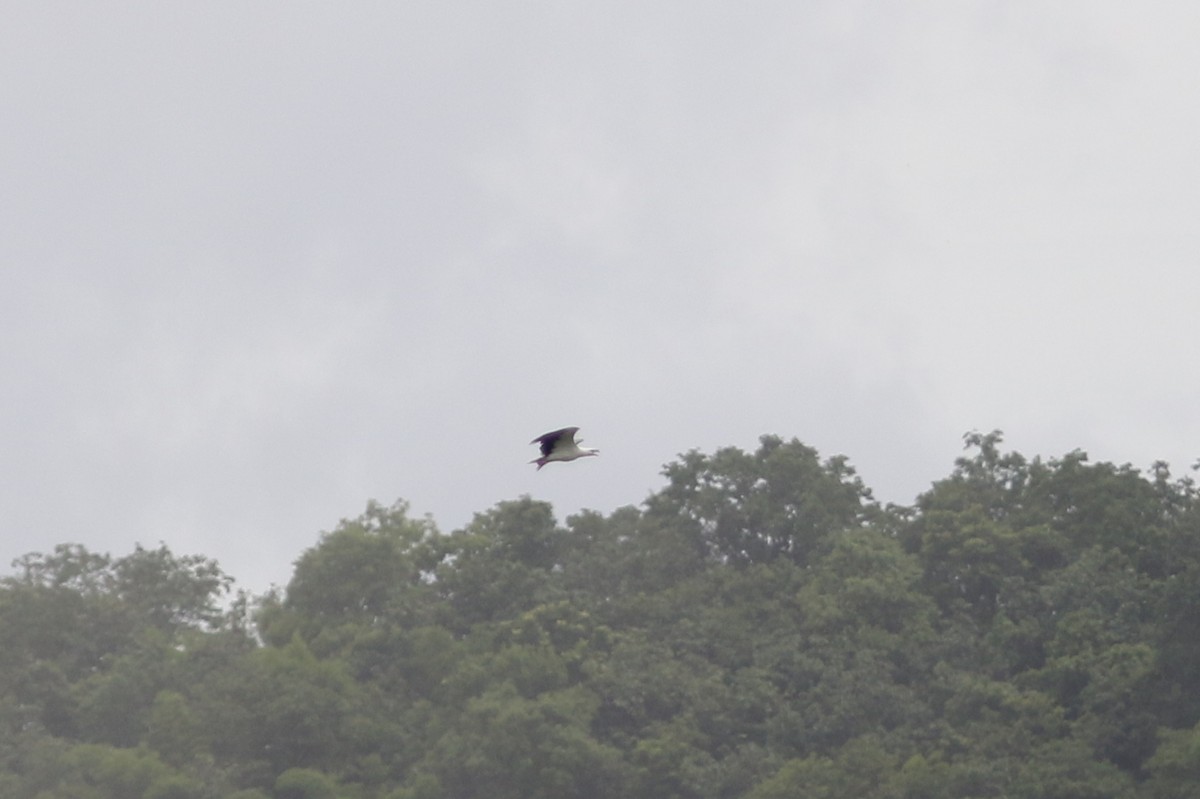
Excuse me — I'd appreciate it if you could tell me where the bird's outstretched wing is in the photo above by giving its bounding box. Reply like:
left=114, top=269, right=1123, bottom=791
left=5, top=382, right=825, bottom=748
left=531, top=426, right=579, bottom=457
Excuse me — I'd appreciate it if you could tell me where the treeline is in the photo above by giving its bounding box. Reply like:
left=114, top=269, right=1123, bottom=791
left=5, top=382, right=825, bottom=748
left=3, top=432, right=1200, bottom=798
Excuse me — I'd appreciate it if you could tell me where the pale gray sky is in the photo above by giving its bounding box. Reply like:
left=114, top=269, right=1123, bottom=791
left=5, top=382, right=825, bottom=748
left=4, top=3, right=1198, bottom=594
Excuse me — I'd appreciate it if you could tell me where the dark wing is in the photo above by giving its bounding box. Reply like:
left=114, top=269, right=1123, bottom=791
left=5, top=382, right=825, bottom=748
left=530, top=426, right=580, bottom=457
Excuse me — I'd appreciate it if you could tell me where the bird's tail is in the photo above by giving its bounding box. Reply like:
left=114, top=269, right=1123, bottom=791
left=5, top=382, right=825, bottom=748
left=530, top=457, right=546, bottom=470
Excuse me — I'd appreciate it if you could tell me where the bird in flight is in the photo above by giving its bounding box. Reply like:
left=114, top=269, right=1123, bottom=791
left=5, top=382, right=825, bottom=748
left=530, top=426, right=600, bottom=470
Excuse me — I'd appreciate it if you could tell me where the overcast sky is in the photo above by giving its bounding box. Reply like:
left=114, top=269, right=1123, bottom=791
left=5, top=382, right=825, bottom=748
left=3, top=3, right=1198, bottom=594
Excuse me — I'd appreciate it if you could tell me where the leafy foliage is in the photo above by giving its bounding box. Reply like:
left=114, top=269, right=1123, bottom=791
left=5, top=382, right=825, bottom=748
left=2, top=432, right=1198, bottom=797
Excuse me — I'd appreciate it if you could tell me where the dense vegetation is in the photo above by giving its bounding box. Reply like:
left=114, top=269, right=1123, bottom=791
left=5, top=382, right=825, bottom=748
left=3, top=432, right=1200, bottom=799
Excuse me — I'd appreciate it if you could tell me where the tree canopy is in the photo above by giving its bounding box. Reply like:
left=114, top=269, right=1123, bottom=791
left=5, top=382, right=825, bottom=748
left=2, top=433, right=1199, bottom=798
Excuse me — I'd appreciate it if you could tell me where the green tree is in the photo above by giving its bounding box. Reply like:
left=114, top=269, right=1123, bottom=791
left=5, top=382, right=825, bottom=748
left=195, top=636, right=357, bottom=778
left=430, top=498, right=563, bottom=630
left=266, top=499, right=436, bottom=646
left=144, top=774, right=205, bottom=799
left=74, top=629, right=180, bottom=747
left=13, top=742, right=185, bottom=799
left=1144, top=720, right=1200, bottom=799
left=747, top=736, right=898, bottom=799
left=411, top=683, right=628, bottom=799
left=646, top=435, right=873, bottom=566
left=3, top=432, right=1197, bottom=799
left=146, top=690, right=203, bottom=768
left=274, top=767, right=339, bottom=799
left=629, top=716, right=716, bottom=799
left=0, top=542, right=235, bottom=745
left=110, top=543, right=232, bottom=633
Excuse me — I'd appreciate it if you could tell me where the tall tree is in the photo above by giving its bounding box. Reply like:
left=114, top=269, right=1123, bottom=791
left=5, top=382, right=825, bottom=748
left=646, top=435, right=874, bottom=567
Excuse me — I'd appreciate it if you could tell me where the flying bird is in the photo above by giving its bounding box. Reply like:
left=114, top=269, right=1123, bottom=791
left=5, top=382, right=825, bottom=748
left=529, top=426, right=600, bottom=470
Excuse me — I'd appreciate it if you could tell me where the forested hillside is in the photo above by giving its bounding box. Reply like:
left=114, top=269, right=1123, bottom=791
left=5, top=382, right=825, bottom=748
left=3, top=432, right=1200, bottom=799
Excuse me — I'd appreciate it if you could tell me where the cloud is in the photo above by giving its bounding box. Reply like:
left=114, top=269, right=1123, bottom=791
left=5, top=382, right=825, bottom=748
left=2, top=3, right=1198, bottom=593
